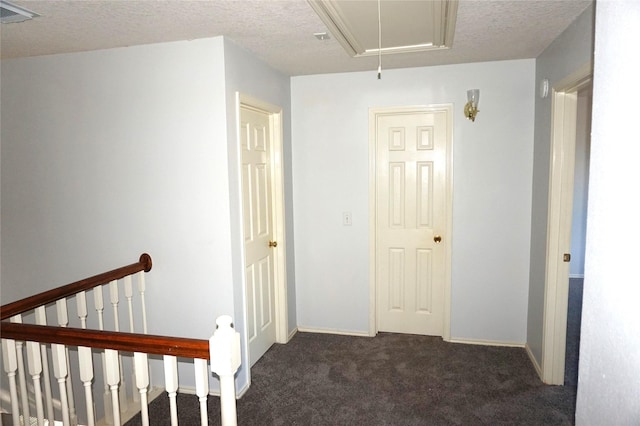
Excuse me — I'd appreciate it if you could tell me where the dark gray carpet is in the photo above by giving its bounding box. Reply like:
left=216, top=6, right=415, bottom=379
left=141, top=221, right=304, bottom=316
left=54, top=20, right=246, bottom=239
left=565, top=278, right=584, bottom=387
left=126, top=332, right=576, bottom=425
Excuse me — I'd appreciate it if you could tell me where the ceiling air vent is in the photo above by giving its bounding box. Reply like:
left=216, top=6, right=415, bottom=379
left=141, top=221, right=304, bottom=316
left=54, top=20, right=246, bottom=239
left=1, top=0, right=39, bottom=24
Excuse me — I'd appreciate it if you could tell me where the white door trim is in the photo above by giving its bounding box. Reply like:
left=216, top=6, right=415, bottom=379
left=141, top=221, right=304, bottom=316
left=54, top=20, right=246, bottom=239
left=237, top=92, right=289, bottom=346
left=541, top=63, right=592, bottom=384
left=368, top=105, right=453, bottom=340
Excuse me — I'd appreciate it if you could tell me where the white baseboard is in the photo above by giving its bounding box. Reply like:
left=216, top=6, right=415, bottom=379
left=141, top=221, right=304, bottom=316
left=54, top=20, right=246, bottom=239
left=525, top=342, right=544, bottom=380
left=236, top=381, right=250, bottom=398
left=296, top=326, right=371, bottom=338
left=174, top=375, right=249, bottom=399
left=178, top=385, right=223, bottom=397
left=180, top=382, right=251, bottom=399
left=176, top=385, right=198, bottom=395
left=287, top=327, right=298, bottom=341
left=448, top=337, right=525, bottom=348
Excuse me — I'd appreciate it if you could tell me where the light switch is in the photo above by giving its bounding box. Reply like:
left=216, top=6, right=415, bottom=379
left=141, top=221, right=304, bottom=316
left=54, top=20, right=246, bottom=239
left=343, top=212, right=352, bottom=226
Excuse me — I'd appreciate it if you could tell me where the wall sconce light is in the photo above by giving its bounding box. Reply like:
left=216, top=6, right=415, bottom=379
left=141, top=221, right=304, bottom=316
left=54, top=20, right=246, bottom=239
left=464, top=89, right=480, bottom=122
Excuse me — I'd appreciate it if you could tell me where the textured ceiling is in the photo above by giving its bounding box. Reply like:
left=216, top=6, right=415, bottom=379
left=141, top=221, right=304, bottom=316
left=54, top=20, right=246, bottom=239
left=0, top=0, right=592, bottom=76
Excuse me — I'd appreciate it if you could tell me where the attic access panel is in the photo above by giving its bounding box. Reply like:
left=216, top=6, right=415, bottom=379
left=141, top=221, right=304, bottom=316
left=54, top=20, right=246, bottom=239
left=0, top=0, right=39, bottom=24
left=308, top=0, right=458, bottom=56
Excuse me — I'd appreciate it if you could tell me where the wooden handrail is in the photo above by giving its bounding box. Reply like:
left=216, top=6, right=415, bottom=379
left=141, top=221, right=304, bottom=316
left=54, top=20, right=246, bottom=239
left=0, top=322, right=210, bottom=360
left=0, top=253, right=152, bottom=321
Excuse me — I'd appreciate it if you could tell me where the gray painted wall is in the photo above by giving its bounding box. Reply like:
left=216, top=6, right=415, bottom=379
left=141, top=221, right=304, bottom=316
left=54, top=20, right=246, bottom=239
left=576, top=2, right=640, bottom=422
left=1, top=38, right=231, bottom=323
left=526, top=4, right=594, bottom=364
left=292, top=59, right=535, bottom=343
left=1, top=37, right=233, bottom=392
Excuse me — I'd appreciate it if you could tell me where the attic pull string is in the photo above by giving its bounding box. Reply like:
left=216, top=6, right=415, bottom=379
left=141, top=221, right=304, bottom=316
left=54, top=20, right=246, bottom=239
left=377, top=0, right=382, bottom=79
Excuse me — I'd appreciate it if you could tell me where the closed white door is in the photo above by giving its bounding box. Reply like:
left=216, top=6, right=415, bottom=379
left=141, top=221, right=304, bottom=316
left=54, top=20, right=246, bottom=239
left=375, top=108, right=450, bottom=336
left=240, top=105, right=277, bottom=366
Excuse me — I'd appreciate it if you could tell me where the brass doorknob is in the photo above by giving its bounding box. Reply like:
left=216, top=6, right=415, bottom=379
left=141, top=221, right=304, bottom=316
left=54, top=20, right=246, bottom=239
left=269, top=241, right=278, bottom=248
left=434, top=235, right=442, bottom=243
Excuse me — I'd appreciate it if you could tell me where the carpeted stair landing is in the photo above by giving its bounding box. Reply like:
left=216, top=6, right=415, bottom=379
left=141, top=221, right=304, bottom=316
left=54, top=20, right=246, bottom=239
left=126, top=332, right=576, bottom=425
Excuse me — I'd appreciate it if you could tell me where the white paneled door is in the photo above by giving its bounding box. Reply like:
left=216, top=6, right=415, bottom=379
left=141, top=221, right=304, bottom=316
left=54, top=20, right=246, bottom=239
left=240, top=105, right=277, bottom=366
left=374, top=107, right=451, bottom=336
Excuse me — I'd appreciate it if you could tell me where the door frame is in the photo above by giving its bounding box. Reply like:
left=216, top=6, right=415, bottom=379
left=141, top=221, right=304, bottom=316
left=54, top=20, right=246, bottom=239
left=237, top=93, right=289, bottom=347
left=368, top=105, right=453, bottom=340
left=541, top=64, right=592, bottom=384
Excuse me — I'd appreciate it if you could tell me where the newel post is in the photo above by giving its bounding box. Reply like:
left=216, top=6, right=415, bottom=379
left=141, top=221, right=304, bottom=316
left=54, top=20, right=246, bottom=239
left=209, top=315, right=241, bottom=426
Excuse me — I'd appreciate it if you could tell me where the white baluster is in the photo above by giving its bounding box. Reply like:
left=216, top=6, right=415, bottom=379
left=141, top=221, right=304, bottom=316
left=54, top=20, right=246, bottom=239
left=2, top=339, right=21, bottom=426
left=56, top=300, right=77, bottom=425
left=104, top=349, right=121, bottom=426
left=124, top=276, right=134, bottom=332
left=109, top=280, right=120, bottom=332
left=26, top=341, right=45, bottom=426
left=56, top=299, right=68, bottom=327
left=52, top=343, right=71, bottom=426
left=163, top=355, right=178, bottom=426
left=123, top=276, right=139, bottom=403
left=137, top=272, right=148, bottom=334
left=210, top=316, right=241, bottom=426
left=10, top=315, right=30, bottom=423
left=133, top=353, right=149, bottom=426
left=109, top=280, right=129, bottom=413
left=194, top=358, right=209, bottom=426
left=35, top=306, right=55, bottom=423
left=78, top=346, right=95, bottom=426
left=93, top=286, right=105, bottom=331
left=94, top=287, right=113, bottom=425
left=76, top=291, right=96, bottom=425
left=77, top=291, right=88, bottom=328
left=137, top=271, right=152, bottom=391
left=109, top=280, right=130, bottom=413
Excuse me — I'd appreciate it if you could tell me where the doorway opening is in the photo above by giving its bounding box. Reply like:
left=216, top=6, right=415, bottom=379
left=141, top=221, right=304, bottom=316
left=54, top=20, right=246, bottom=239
left=541, top=64, right=592, bottom=385
left=564, top=84, right=591, bottom=386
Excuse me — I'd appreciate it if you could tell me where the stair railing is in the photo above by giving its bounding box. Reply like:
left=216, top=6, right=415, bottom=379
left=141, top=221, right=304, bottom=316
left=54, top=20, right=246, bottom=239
left=0, top=254, right=240, bottom=426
